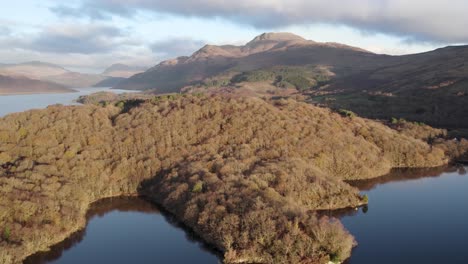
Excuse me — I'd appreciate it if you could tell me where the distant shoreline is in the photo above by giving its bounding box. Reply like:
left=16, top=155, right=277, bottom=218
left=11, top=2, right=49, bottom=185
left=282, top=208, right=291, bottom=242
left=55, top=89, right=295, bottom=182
left=0, top=89, right=78, bottom=96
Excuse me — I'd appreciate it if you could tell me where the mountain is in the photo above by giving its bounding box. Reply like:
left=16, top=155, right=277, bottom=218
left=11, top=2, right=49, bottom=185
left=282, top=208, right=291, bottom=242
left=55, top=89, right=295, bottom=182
left=102, top=63, right=147, bottom=78
left=0, top=61, right=69, bottom=79
left=115, top=32, right=376, bottom=92
left=0, top=61, right=114, bottom=89
left=116, top=32, right=468, bottom=130
left=0, top=74, right=74, bottom=95
left=310, top=45, right=468, bottom=129
left=116, top=33, right=377, bottom=92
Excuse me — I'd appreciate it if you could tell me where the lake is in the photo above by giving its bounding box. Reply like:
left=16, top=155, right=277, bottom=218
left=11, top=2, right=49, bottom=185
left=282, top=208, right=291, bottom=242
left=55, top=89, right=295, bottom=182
left=0, top=87, right=135, bottom=117
left=341, top=166, right=468, bottom=264
left=2, top=90, right=467, bottom=263
left=24, top=197, right=220, bottom=264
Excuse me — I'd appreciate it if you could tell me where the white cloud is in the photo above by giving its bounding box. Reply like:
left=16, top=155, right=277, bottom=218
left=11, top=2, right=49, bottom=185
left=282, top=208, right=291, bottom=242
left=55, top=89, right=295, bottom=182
left=27, top=24, right=125, bottom=54
left=55, top=0, right=468, bottom=43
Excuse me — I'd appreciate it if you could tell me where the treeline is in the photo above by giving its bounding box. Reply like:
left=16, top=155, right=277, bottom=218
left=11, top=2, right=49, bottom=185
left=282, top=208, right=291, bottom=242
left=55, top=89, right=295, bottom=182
left=0, top=95, right=453, bottom=263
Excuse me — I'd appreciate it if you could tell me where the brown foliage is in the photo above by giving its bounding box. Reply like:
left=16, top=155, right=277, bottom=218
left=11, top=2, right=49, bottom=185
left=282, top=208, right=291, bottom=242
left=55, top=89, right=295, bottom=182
left=0, top=95, right=447, bottom=263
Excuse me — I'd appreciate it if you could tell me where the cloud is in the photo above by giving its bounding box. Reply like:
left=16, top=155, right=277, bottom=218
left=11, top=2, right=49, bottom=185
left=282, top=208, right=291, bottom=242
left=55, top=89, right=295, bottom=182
left=26, top=24, right=125, bottom=54
left=52, top=0, right=468, bottom=43
left=50, top=2, right=135, bottom=20
left=0, top=21, right=152, bottom=72
left=0, top=26, right=11, bottom=35
left=151, top=37, right=205, bottom=59
left=50, top=5, right=109, bottom=20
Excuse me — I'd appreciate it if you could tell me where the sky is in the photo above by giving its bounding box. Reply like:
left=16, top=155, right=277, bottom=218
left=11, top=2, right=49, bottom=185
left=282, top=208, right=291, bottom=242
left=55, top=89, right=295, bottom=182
left=0, top=0, right=467, bottom=73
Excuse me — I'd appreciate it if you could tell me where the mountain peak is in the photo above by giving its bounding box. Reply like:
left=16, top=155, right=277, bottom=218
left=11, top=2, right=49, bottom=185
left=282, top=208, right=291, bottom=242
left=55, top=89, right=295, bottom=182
left=249, top=32, right=307, bottom=43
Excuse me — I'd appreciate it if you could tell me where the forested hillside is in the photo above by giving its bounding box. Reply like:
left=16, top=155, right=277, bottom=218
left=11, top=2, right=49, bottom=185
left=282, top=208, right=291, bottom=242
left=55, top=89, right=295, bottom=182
left=0, top=95, right=456, bottom=263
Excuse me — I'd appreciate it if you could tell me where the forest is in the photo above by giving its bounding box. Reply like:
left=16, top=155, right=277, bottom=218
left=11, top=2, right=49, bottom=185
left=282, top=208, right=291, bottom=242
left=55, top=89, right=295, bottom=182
left=0, top=94, right=465, bottom=264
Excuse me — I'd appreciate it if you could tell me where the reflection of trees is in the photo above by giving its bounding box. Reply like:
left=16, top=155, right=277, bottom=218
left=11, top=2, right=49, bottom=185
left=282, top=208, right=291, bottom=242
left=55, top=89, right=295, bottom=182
left=346, top=165, right=453, bottom=191
left=152, top=200, right=224, bottom=258
left=23, top=228, right=86, bottom=264
left=458, top=166, right=467, bottom=175
left=317, top=205, right=369, bottom=219
left=320, top=165, right=468, bottom=220
left=23, top=197, right=221, bottom=264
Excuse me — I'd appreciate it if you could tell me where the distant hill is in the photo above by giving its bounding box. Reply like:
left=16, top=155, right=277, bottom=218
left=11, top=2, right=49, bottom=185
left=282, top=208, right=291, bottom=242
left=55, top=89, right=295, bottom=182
left=45, top=72, right=108, bottom=88
left=0, top=74, right=74, bottom=95
left=102, top=63, right=147, bottom=78
left=93, top=77, right=126, bottom=87
left=0, top=61, right=114, bottom=89
left=0, top=61, right=69, bottom=80
left=116, top=32, right=468, bottom=129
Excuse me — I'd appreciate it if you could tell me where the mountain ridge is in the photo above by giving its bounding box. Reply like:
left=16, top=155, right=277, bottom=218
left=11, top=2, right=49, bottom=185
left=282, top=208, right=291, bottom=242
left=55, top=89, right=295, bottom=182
left=0, top=61, right=141, bottom=91
left=115, top=32, right=374, bottom=92
left=115, top=32, right=468, bottom=130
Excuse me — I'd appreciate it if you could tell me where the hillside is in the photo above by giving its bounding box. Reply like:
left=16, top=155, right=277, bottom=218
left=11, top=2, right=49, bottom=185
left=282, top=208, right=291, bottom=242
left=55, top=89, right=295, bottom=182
left=117, top=33, right=468, bottom=130
left=102, top=63, right=147, bottom=78
left=309, top=45, right=468, bottom=130
left=115, top=32, right=377, bottom=92
left=0, top=74, right=75, bottom=95
left=0, top=95, right=452, bottom=263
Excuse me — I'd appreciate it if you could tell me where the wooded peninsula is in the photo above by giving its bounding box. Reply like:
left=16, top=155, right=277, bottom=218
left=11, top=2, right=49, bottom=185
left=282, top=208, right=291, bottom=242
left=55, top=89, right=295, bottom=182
left=1, top=94, right=466, bottom=263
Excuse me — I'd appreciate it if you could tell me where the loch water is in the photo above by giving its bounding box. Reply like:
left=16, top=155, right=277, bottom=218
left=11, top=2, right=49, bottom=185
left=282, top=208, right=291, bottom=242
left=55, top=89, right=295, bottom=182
left=0, top=87, right=134, bottom=117
left=341, top=166, right=468, bottom=264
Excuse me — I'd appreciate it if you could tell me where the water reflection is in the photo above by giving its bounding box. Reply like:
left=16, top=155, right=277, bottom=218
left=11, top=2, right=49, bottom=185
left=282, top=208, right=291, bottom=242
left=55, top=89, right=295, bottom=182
left=347, top=165, right=460, bottom=191
left=340, top=165, right=468, bottom=264
left=321, top=166, right=464, bottom=219
left=24, top=197, right=221, bottom=264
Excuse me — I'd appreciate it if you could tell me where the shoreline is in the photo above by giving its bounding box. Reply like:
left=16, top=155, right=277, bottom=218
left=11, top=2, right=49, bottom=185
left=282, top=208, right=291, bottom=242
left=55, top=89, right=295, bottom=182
left=0, top=89, right=77, bottom=96
left=23, top=194, right=225, bottom=263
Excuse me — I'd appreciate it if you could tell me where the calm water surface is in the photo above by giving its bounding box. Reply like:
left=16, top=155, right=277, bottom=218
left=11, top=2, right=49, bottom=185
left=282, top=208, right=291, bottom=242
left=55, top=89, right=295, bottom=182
left=0, top=87, right=134, bottom=117
left=342, top=166, right=468, bottom=264
left=24, top=197, right=220, bottom=264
